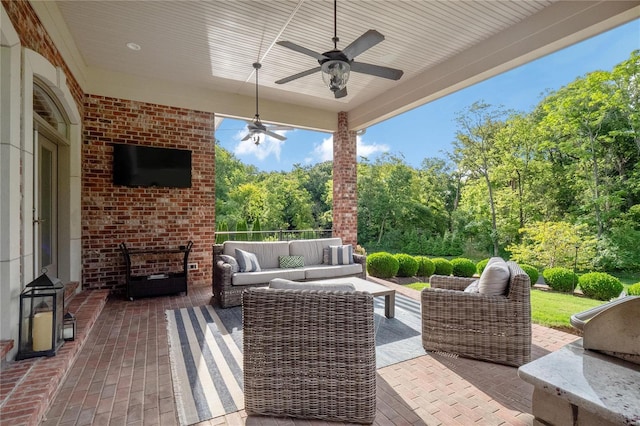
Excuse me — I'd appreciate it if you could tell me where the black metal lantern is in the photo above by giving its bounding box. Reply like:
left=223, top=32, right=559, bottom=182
left=63, top=312, right=76, bottom=341
left=16, top=273, right=65, bottom=360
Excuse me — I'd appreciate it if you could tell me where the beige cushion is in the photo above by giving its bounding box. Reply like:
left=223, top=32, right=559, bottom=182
left=289, top=238, right=343, bottom=265
left=478, top=258, right=510, bottom=295
left=223, top=241, right=289, bottom=269
left=304, top=263, right=362, bottom=280
left=464, top=279, right=480, bottom=293
left=231, top=268, right=305, bottom=286
left=269, top=278, right=355, bottom=292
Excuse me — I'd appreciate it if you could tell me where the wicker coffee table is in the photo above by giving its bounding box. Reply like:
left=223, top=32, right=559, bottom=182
left=311, top=277, right=396, bottom=318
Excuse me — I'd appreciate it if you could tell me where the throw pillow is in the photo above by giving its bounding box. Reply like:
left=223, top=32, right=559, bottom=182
left=478, top=258, right=510, bottom=295
left=279, top=255, right=304, bottom=269
left=464, top=279, right=480, bottom=293
left=328, top=244, right=353, bottom=265
left=235, top=248, right=261, bottom=272
left=323, top=247, right=330, bottom=264
left=218, top=254, right=239, bottom=273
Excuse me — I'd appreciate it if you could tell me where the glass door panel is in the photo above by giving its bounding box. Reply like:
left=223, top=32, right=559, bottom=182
left=35, top=134, right=57, bottom=277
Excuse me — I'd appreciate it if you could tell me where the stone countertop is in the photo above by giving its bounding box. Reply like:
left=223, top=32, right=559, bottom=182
left=518, top=339, right=640, bottom=425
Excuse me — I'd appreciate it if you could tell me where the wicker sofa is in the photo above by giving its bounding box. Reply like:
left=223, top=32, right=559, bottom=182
left=421, top=260, right=531, bottom=367
left=212, top=238, right=366, bottom=308
left=242, top=287, right=376, bottom=424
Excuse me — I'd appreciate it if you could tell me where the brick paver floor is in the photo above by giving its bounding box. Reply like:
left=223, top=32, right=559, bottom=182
left=40, top=283, right=579, bottom=426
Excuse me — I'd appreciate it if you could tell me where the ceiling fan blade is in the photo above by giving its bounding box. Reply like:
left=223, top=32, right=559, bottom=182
left=275, top=67, right=322, bottom=84
left=342, top=29, right=385, bottom=61
left=276, top=41, right=328, bottom=61
left=350, top=61, right=404, bottom=80
left=264, top=130, right=287, bottom=141
left=334, top=87, right=348, bottom=99
left=241, top=133, right=251, bottom=142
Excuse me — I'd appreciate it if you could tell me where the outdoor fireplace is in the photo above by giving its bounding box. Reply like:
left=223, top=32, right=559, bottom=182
left=16, top=273, right=65, bottom=360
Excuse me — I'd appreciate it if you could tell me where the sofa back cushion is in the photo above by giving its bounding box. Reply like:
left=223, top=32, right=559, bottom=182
left=289, top=237, right=343, bottom=265
left=223, top=241, right=290, bottom=270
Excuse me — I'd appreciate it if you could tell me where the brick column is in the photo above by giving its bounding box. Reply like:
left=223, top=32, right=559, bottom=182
left=333, top=112, right=358, bottom=246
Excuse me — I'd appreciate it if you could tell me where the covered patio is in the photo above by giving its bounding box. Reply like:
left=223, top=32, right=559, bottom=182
left=37, top=284, right=578, bottom=426
left=1, top=1, right=637, bottom=425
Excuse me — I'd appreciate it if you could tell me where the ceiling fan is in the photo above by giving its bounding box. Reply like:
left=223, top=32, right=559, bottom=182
left=275, top=0, right=404, bottom=98
left=242, top=62, right=288, bottom=145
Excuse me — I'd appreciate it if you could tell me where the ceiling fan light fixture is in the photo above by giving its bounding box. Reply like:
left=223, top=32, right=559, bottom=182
left=321, top=60, right=350, bottom=92
left=251, top=132, right=261, bottom=145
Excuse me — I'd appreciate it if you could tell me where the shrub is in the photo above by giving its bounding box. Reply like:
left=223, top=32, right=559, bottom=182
left=415, top=256, right=435, bottom=277
left=450, top=258, right=476, bottom=277
left=520, top=264, right=539, bottom=286
left=476, top=258, right=490, bottom=275
left=394, top=253, right=419, bottom=277
left=628, top=282, right=640, bottom=296
left=578, top=272, right=624, bottom=301
left=366, top=252, right=399, bottom=278
left=542, top=267, right=578, bottom=293
left=432, top=258, right=453, bottom=276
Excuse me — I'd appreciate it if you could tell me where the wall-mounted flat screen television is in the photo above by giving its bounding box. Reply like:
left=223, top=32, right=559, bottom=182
left=113, top=143, right=192, bottom=188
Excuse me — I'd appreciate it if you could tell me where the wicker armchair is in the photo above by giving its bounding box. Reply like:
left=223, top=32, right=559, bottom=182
left=242, top=287, right=377, bottom=424
left=421, top=261, right=531, bottom=367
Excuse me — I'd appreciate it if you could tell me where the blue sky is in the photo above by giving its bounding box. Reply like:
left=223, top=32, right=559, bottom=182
left=216, top=19, right=639, bottom=172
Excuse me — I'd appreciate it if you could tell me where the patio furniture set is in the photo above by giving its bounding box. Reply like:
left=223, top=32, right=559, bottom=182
left=213, top=240, right=533, bottom=424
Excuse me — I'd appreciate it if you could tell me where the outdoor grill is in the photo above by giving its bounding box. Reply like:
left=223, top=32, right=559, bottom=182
left=571, top=296, right=640, bottom=365
left=518, top=296, right=640, bottom=425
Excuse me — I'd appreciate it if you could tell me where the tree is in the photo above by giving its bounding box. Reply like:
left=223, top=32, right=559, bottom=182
left=451, top=102, right=509, bottom=256
left=215, top=145, right=258, bottom=226
left=292, top=162, right=333, bottom=228
left=507, top=221, right=596, bottom=270
left=228, top=183, right=265, bottom=225
left=538, top=70, right=623, bottom=238
left=260, top=172, right=314, bottom=230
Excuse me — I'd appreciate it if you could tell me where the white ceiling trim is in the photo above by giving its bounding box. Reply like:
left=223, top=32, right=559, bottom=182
left=86, top=67, right=338, bottom=132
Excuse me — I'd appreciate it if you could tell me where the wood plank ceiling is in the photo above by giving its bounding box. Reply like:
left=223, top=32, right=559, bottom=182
left=48, top=0, right=639, bottom=130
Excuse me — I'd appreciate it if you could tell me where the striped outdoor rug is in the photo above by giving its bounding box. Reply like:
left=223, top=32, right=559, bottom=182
left=166, top=294, right=423, bottom=425
left=166, top=305, right=244, bottom=425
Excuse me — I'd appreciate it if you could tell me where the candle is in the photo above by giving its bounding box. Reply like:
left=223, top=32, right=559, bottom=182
left=33, top=311, right=53, bottom=351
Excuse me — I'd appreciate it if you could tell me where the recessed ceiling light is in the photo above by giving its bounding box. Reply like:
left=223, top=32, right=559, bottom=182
left=126, top=42, right=141, bottom=51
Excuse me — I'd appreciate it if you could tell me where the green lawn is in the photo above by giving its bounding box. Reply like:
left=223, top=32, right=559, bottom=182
left=404, top=282, right=606, bottom=331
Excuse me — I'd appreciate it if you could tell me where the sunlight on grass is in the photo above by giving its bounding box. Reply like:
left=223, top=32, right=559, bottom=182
left=406, top=282, right=429, bottom=291
left=404, top=282, right=607, bottom=329
left=530, top=289, right=603, bottom=328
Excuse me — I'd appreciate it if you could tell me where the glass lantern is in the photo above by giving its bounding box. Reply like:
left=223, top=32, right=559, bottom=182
left=63, top=312, right=76, bottom=341
left=16, top=273, right=65, bottom=360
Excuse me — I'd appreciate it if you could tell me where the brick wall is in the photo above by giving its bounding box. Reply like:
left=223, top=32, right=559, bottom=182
left=332, top=111, right=358, bottom=246
left=83, top=95, right=215, bottom=292
left=2, top=0, right=84, bottom=111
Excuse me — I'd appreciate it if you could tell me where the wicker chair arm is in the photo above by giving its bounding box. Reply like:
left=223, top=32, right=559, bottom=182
left=353, top=253, right=366, bottom=265
left=429, top=275, right=476, bottom=291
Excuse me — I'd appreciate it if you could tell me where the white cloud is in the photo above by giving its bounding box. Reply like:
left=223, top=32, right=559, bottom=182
left=307, top=134, right=389, bottom=163
left=357, top=136, right=390, bottom=158
left=232, top=128, right=289, bottom=161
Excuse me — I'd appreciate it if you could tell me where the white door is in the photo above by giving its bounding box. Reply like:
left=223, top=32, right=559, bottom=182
left=34, top=133, right=58, bottom=277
